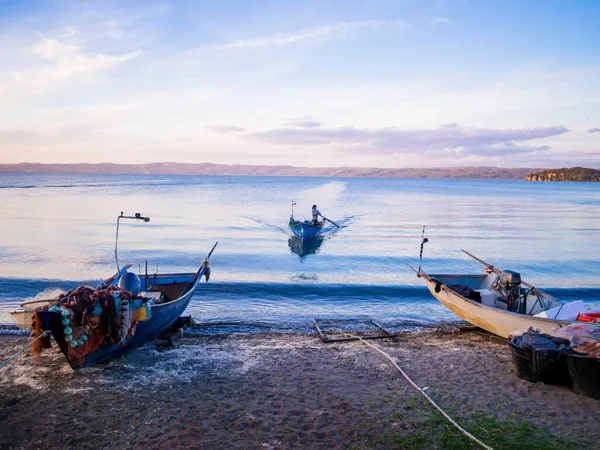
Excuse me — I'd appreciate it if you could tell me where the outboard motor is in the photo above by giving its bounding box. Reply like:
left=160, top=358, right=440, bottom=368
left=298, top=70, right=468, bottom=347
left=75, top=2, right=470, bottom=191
left=499, top=270, right=522, bottom=312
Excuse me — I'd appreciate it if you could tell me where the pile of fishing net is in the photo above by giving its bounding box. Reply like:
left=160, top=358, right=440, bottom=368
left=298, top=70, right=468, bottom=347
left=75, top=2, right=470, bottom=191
left=30, top=284, right=152, bottom=366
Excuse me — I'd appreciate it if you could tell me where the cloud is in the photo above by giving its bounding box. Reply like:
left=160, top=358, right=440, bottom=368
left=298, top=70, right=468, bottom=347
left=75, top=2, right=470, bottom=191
left=431, top=17, right=451, bottom=25
left=25, top=36, right=142, bottom=81
left=206, top=125, right=247, bottom=134
left=283, top=120, right=323, bottom=128
left=218, top=21, right=382, bottom=49
left=2, top=31, right=142, bottom=99
left=58, top=26, right=76, bottom=38
left=588, top=128, right=600, bottom=133
left=246, top=123, right=570, bottom=159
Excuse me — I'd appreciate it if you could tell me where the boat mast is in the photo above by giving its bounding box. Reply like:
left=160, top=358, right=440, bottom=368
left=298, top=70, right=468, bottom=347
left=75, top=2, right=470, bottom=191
left=418, top=226, right=428, bottom=274
left=114, top=212, right=150, bottom=272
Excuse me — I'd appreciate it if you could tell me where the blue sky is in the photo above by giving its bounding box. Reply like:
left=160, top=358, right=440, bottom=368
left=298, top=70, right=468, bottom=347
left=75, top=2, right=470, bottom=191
left=0, top=0, right=598, bottom=168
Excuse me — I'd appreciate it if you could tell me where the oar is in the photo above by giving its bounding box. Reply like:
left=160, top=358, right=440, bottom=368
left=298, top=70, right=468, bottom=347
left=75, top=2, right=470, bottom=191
left=461, top=249, right=558, bottom=302
left=321, top=216, right=340, bottom=228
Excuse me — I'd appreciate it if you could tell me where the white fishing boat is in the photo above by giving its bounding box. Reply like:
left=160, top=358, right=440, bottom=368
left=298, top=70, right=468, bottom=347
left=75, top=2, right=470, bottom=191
left=410, top=247, right=600, bottom=339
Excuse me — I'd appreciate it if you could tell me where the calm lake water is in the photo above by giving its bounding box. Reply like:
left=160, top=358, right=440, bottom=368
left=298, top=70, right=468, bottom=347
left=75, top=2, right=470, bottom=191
left=1, top=173, right=599, bottom=333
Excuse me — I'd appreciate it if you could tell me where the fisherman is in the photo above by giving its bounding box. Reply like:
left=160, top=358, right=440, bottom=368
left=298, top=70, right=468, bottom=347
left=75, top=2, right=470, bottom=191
left=311, top=205, right=322, bottom=225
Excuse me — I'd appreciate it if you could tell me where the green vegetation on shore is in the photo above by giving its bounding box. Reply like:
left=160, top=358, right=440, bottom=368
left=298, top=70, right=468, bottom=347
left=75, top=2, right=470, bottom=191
left=526, top=167, right=600, bottom=182
left=357, top=395, right=583, bottom=449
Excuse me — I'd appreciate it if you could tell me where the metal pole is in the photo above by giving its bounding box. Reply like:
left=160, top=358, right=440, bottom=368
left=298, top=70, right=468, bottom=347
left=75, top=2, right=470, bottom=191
left=115, top=213, right=122, bottom=272
left=418, top=225, right=428, bottom=274
left=114, top=212, right=150, bottom=274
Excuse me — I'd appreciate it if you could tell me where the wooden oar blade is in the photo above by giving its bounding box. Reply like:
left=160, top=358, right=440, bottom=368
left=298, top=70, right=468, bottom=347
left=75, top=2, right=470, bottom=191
left=322, top=216, right=340, bottom=227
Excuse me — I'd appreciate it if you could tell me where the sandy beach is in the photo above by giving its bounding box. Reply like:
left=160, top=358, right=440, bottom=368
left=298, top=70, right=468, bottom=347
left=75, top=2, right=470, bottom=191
left=1, top=327, right=599, bottom=449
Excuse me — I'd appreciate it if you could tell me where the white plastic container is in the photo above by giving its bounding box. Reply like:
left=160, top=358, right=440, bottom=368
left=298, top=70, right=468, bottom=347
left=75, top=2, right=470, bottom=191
left=476, top=289, right=497, bottom=307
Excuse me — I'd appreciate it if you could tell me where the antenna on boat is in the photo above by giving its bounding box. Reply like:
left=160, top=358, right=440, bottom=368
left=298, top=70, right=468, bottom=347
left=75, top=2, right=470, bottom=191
left=418, top=225, right=428, bottom=274
left=115, top=212, right=150, bottom=273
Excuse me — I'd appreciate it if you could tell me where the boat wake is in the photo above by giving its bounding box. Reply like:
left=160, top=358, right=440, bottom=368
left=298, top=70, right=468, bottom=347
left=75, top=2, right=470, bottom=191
left=245, top=215, right=357, bottom=239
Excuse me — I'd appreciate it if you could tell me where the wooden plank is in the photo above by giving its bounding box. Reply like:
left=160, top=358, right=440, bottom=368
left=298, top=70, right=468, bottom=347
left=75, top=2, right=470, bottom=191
left=372, top=321, right=393, bottom=336
left=321, top=334, right=399, bottom=343
left=314, top=319, right=399, bottom=344
left=313, top=320, right=329, bottom=343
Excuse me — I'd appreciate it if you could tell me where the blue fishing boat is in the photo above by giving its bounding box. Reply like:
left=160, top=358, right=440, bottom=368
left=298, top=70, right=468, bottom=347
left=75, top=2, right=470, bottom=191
left=288, top=201, right=339, bottom=240
left=289, top=217, right=324, bottom=240
left=32, top=213, right=217, bottom=370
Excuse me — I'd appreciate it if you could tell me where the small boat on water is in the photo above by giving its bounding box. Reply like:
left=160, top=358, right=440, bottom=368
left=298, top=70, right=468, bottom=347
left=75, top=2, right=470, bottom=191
left=289, top=217, right=324, bottom=240
left=28, top=212, right=218, bottom=369
left=288, top=201, right=338, bottom=240
left=410, top=246, right=599, bottom=339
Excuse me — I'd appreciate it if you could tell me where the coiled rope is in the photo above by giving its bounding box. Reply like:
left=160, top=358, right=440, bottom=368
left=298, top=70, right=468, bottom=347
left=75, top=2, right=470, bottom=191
left=346, top=333, right=494, bottom=450
left=0, top=331, right=50, bottom=370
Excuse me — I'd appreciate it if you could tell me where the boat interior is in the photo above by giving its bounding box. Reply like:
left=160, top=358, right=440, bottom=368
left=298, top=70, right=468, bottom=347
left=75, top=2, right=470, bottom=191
left=127, top=272, right=196, bottom=304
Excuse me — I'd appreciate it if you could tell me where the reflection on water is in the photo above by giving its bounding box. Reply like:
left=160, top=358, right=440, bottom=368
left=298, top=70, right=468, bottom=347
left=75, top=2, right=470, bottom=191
left=288, top=236, right=325, bottom=257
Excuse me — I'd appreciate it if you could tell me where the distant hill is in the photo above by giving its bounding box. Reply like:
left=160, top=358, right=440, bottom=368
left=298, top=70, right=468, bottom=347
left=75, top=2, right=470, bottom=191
left=0, top=162, right=542, bottom=180
left=526, top=167, right=600, bottom=182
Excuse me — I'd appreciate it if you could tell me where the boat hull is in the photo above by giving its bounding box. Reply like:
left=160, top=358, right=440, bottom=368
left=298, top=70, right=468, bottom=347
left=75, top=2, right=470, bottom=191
left=10, top=310, right=31, bottom=329
left=421, top=273, right=574, bottom=338
left=38, top=290, right=193, bottom=369
left=289, top=222, right=323, bottom=240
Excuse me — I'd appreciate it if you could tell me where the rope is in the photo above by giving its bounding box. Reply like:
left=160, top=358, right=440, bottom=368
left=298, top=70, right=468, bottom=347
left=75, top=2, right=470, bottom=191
left=0, top=331, right=51, bottom=370
left=346, top=333, right=494, bottom=450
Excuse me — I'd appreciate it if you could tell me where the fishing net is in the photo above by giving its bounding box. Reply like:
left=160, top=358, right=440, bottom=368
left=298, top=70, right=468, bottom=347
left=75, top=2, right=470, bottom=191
left=30, top=284, right=152, bottom=367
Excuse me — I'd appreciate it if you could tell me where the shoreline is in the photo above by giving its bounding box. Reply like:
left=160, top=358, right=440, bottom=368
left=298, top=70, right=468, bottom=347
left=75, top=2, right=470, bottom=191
left=1, top=327, right=598, bottom=449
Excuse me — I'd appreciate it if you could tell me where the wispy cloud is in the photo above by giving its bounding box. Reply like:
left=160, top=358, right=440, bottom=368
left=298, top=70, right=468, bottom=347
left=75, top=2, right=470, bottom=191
left=245, top=123, right=570, bottom=159
left=431, top=17, right=451, bottom=25
left=58, top=26, right=76, bottom=38
left=4, top=32, right=142, bottom=97
left=588, top=128, right=600, bottom=133
left=218, top=21, right=383, bottom=49
left=283, top=120, right=323, bottom=128
left=206, top=125, right=247, bottom=134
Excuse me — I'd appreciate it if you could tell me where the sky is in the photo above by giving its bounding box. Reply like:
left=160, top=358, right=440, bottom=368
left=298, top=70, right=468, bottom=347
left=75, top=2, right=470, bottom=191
left=0, top=0, right=599, bottom=169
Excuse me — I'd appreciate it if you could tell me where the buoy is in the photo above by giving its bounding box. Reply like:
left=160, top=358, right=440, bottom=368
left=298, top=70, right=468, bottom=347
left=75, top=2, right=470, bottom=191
left=61, top=310, right=70, bottom=317
left=64, top=327, right=72, bottom=335
left=62, top=318, right=69, bottom=326
left=577, top=312, right=600, bottom=323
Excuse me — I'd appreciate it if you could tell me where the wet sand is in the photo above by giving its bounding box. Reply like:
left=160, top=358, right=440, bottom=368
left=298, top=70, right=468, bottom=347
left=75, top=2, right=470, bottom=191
left=1, top=328, right=599, bottom=449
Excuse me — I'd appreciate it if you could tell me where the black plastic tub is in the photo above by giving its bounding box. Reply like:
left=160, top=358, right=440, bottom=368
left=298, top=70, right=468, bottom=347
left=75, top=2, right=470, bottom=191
left=566, top=353, right=600, bottom=400
left=508, top=339, right=572, bottom=385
